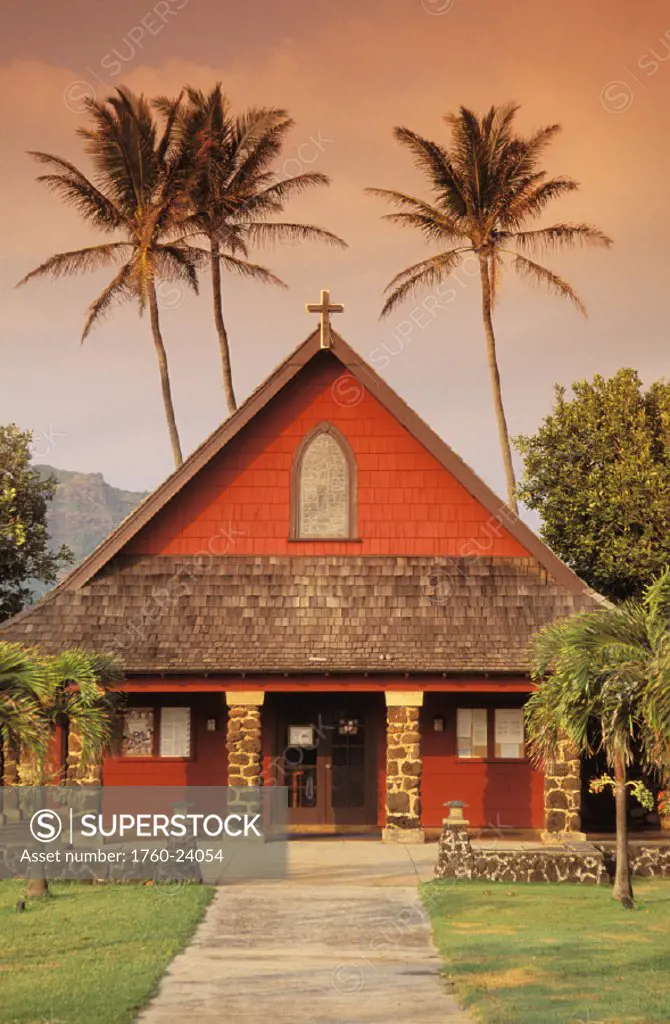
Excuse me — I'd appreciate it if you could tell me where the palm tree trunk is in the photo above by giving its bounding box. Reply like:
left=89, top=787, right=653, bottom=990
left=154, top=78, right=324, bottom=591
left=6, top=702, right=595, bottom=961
left=210, top=239, right=237, bottom=415
left=27, top=773, right=49, bottom=898
left=26, top=873, right=49, bottom=898
left=613, top=753, right=634, bottom=903
left=478, top=255, right=519, bottom=515
left=148, top=286, right=183, bottom=468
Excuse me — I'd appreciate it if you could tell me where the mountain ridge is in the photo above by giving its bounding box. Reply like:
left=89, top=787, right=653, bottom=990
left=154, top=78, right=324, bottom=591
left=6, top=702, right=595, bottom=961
left=36, top=464, right=149, bottom=569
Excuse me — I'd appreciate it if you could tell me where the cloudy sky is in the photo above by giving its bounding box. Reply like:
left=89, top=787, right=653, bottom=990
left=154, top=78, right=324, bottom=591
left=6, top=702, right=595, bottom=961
left=1, top=0, right=668, bottom=497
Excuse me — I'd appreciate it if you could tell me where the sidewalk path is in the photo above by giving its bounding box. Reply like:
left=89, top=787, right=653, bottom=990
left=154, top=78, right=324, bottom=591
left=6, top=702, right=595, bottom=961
left=139, top=841, right=471, bottom=1023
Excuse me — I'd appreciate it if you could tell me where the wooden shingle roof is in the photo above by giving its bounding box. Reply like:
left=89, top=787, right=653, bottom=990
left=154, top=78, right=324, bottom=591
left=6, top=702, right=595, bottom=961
left=0, top=555, right=603, bottom=674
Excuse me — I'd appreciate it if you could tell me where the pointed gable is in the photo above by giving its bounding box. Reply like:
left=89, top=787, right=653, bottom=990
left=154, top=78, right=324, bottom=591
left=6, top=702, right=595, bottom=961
left=26, top=327, right=573, bottom=586
left=0, top=327, right=605, bottom=673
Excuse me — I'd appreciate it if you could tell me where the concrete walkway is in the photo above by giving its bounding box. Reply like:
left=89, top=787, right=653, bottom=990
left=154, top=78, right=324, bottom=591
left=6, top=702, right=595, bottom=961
left=139, top=841, right=471, bottom=1023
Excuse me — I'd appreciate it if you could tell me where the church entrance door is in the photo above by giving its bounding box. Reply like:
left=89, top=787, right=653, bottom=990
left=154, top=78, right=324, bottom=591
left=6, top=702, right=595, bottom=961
left=274, top=695, right=379, bottom=829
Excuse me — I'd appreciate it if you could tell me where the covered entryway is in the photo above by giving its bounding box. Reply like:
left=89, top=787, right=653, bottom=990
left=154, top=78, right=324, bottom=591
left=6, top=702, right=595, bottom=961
left=267, top=693, right=383, bottom=831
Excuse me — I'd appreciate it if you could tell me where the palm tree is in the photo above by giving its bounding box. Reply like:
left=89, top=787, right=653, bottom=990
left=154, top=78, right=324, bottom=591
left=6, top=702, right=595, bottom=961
left=525, top=569, right=670, bottom=905
left=41, top=648, right=124, bottom=782
left=14, top=647, right=123, bottom=897
left=18, top=87, right=199, bottom=468
left=0, top=642, right=47, bottom=775
left=158, top=85, right=347, bottom=414
left=367, top=104, right=612, bottom=513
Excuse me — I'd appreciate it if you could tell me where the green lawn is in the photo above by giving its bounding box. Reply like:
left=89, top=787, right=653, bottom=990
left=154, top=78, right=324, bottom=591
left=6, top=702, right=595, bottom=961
left=0, top=880, right=214, bottom=1024
left=423, top=879, right=670, bottom=1024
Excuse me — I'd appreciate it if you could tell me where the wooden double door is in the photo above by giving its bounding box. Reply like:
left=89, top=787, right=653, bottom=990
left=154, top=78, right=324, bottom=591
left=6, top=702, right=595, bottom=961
left=275, top=696, right=379, bottom=828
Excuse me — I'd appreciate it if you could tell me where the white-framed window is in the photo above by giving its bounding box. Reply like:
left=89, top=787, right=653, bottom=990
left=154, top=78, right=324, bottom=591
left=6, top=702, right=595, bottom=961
left=494, top=708, right=525, bottom=759
left=455, top=707, right=526, bottom=760
left=121, top=706, right=192, bottom=758
left=456, top=708, right=488, bottom=758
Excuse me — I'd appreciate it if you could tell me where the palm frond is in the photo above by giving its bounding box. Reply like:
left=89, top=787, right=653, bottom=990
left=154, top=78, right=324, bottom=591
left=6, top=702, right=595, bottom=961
left=365, top=187, right=464, bottom=226
left=381, top=249, right=468, bottom=317
left=233, top=172, right=330, bottom=217
left=242, top=222, right=347, bottom=249
left=187, top=246, right=287, bottom=286
left=511, top=223, right=613, bottom=252
left=507, top=251, right=587, bottom=315
left=392, top=126, right=469, bottom=217
left=81, top=262, right=134, bottom=340
left=153, top=243, right=203, bottom=293
left=28, top=151, right=125, bottom=231
left=381, top=211, right=465, bottom=244
left=501, top=178, right=578, bottom=227
left=16, top=243, right=131, bottom=287
left=527, top=569, right=670, bottom=778
left=0, top=642, right=48, bottom=751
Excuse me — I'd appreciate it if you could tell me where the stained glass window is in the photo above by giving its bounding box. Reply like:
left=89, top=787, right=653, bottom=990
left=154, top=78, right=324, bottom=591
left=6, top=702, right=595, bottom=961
left=297, top=429, right=351, bottom=538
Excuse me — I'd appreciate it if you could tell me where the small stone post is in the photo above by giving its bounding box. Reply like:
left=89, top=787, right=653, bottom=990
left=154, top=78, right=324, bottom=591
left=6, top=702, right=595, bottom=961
left=542, top=737, right=585, bottom=842
left=435, top=816, right=475, bottom=880
left=382, top=691, right=425, bottom=843
left=225, top=692, right=264, bottom=787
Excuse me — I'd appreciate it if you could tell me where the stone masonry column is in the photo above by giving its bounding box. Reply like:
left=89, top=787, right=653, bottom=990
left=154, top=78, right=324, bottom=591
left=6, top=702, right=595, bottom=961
left=1, top=736, right=19, bottom=787
left=382, top=691, right=425, bottom=844
left=1, top=737, right=21, bottom=823
left=542, top=736, right=585, bottom=842
left=225, top=692, right=264, bottom=787
left=66, top=727, right=102, bottom=785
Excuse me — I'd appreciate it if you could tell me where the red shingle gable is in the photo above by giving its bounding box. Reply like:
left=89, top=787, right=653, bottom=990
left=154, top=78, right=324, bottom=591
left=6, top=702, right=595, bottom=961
left=126, top=353, right=529, bottom=558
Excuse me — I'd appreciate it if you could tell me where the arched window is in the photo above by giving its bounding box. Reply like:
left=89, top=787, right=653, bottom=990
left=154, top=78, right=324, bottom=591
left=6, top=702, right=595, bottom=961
left=291, top=423, right=356, bottom=539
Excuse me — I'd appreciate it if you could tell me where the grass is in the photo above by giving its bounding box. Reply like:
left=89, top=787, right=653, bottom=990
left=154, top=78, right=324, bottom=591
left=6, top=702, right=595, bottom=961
left=423, top=878, right=670, bottom=1024
left=0, top=880, right=215, bottom=1024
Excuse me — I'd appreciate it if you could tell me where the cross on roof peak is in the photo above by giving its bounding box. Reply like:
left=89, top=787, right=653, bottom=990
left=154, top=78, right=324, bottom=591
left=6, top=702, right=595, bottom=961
left=305, top=289, right=344, bottom=349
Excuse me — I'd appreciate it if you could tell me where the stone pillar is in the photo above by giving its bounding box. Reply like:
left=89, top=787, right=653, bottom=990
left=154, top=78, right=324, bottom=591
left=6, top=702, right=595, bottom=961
left=1, top=736, right=19, bottom=786
left=542, top=737, right=585, bottom=842
left=382, top=691, right=425, bottom=844
left=66, top=728, right=102, bottom=785
left=225, top=692, right=264, bottom=787
left=1, top=737, right=21, bottom=823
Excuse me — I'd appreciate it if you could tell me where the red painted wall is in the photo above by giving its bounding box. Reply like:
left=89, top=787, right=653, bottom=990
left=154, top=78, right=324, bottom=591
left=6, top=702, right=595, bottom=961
left=98, top=689, right=544, bottom=827
left=102, top=694, right=227, bottom=786
left=256, top=689, right=543, bottom=829
left=420, top=694, right=544, bottom=829
left=126, top=353, right=528, bottom=558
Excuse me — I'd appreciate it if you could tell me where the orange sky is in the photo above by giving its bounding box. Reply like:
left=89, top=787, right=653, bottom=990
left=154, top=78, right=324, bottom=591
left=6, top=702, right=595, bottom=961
left=1, top=0, right=668, bottom=495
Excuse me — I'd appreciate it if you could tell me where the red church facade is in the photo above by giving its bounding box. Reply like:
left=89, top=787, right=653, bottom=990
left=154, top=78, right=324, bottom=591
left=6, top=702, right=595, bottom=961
left=1, top=328, right=601, bottom=840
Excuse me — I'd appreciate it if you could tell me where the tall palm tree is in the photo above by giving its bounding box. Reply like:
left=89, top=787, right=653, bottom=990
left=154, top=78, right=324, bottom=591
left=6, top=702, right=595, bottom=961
left=525, top=569, right=670, bottom=905
left=158, top=85, right=347, bottom=414
left=367, top=104, right=612, bottom=513
left=18, top=87, right=199, bottom=468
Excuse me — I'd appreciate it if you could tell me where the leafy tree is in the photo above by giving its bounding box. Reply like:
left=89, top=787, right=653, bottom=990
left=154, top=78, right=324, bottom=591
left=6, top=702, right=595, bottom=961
left=525, top=569, right=670, bottom=905
left=367, top=103, right=612, bottom=512
left=158, top=84, right=347, bottom=413
left=516, top=369, right=670, bottom=601
left=0, top=425, right=72, bottom=621
left=18, top=87, right=199, bottom=467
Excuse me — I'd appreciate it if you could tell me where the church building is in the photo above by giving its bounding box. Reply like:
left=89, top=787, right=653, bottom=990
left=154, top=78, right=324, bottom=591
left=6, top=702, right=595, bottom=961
left=1, top=298, right=603, bottom=841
